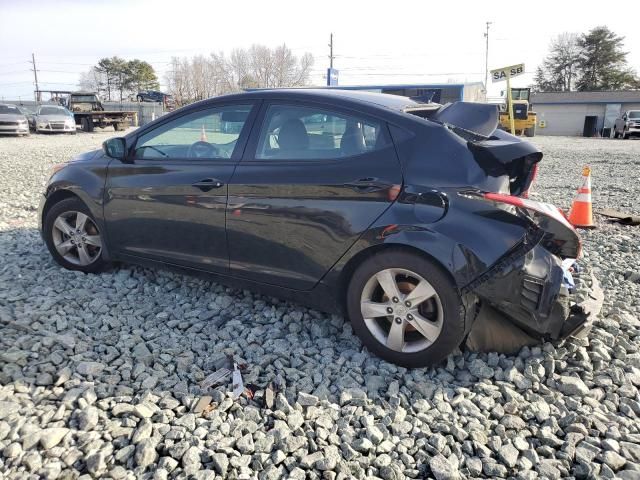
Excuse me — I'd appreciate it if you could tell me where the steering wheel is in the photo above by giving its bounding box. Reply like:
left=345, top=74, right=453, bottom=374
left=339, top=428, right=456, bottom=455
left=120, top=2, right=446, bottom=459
left=187, top=141, right=219, bottom=159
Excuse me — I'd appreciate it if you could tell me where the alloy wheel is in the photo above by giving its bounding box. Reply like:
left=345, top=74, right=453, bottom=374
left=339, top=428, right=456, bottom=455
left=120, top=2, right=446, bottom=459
left=51, top=211, right=102, bottom=266
left=360, top=268, right=443, bottom=353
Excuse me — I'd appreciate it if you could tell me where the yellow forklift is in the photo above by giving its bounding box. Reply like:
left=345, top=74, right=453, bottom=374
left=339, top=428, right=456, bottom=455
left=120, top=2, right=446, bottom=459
left=498, top=87, right=537, bottom=137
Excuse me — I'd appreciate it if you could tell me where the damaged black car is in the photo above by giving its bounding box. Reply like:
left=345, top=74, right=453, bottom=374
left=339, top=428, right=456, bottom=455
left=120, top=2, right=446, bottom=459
left=38, top=89, right=596, bottom=367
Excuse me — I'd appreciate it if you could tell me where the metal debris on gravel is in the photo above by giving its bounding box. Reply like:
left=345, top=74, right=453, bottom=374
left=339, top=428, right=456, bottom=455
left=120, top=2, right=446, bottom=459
left=1, top=132, right=640, bottom=479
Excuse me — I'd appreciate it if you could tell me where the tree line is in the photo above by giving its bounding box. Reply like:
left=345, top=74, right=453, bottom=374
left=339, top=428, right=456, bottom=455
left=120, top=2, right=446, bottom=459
left=534, top=26, right=639, bottom=92
left=164, top=44, right=314, bottom=106
left=79, top=57, right=159, bottom=101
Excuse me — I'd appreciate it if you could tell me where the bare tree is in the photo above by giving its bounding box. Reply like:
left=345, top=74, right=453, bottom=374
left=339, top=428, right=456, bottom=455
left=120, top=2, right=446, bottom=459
left=164, top=44, right=314, bottom=105
left=534, top=33, right=581, bottom=92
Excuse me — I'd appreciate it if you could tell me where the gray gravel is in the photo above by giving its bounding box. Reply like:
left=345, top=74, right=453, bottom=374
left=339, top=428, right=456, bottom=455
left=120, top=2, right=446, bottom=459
left=1, top=131, right=640, bottom=479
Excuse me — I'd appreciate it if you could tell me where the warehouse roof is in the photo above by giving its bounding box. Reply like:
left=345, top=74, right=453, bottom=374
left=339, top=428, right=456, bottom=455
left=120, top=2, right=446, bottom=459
left=531, top=90, right=640, bottom=104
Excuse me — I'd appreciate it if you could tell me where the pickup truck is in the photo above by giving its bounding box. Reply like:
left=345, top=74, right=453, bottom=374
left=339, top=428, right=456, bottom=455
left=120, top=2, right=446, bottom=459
left=614, top=110, right=640, bottom=139
left=67, top=92, right=137, bottom=132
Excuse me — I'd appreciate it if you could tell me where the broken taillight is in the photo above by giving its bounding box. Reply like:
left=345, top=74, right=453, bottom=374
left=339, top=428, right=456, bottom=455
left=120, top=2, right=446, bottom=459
left=481, top=192, right=582, bottom=258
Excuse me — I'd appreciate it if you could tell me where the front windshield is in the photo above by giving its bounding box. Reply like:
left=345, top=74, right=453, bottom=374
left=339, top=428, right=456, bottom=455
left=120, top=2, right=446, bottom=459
left=39, top=106, right=71, bottom=116
left=0, top=105, right=21, bottom=115
left=629, top=111, right=640, bottom=119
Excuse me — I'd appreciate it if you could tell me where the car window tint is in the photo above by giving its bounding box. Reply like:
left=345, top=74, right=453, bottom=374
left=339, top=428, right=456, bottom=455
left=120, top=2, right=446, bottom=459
left=256, top=104, right=389, bottom=160
left=135, top=105, right=252, bottom=160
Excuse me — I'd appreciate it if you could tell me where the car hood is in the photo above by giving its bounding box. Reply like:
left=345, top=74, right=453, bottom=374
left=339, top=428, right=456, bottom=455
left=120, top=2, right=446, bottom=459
left=70, top=149, right=101, bottom=163
left=0, top=113, right=27, bottom=122
left=37, top=114, right=73, bottom=122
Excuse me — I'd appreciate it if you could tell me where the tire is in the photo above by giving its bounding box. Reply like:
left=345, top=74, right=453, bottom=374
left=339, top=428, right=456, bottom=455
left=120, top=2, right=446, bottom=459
left=113, top=123, right=125, bottom=132
left=137, top=96, right=143, bottom=102
left=613, top=130, right=619, bottom=139
left=81, top=117, right=94, bottom=132
left=43, top=197, right=107, bottom=273
left=346, top=250, right=465, bottom=368
left=524, top=125, right=536, bottom=137
left=622, top=131, right=628, bottom=140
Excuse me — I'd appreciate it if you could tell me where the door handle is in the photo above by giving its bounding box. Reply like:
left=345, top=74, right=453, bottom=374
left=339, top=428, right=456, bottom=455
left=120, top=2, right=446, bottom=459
left=192, top=178, right=224, bottom=191
left=343, top=178, right=392, bottom=193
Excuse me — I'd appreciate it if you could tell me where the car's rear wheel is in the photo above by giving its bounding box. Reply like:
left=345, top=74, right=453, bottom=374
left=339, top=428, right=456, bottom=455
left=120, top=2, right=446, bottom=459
left=43, top=197, right=106, bottom=273
left=346, top=251, right=465, bottom=367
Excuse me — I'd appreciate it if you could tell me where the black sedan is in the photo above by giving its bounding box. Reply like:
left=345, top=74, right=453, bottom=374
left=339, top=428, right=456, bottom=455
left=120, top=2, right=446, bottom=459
left=39, top=89, right=582, bottom=367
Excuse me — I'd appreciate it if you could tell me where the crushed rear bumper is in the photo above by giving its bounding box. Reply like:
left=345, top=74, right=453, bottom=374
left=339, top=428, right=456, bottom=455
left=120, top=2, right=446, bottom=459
left=463, top=227, right=602, bottom=352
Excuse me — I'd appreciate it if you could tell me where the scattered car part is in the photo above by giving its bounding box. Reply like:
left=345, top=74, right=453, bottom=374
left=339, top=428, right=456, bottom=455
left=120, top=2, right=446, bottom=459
left=232, top=363, right=244, bottom=399
left=192, top=395, right=212, bottom=414
left=596, top=208, right=640, bottom=226
left=200, top=368, right=231, bottom=390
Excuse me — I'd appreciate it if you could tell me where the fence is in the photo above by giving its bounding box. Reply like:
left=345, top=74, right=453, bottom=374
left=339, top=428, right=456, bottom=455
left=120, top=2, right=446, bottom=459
left=4, top=99, right=165, bottom=126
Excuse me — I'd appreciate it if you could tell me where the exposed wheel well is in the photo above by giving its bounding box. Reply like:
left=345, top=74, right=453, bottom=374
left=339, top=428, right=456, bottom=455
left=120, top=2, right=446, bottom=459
left=42, top=190, right=82, bottom=221
left=337, top=243, right=458, bottom=312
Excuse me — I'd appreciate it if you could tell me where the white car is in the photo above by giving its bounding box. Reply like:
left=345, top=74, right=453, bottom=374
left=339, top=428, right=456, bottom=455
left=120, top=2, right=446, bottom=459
left=0, top=104, right=30, bottom=136
left=34, top=105, right=77, bottom=134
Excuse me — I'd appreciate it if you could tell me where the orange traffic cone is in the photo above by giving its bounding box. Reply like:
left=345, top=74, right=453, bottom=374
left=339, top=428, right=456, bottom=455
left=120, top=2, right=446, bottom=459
left=568, top=166, right=595, bottom=228
left=200, top=124, right=207, bottom=142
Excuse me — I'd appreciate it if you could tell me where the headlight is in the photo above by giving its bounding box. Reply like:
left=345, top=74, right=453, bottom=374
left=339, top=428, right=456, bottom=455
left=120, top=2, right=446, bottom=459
left=65, top=118, right=74, bottom=125
left=18, top=119, right=27, bottom=124
left=38, top=123, right=47, bottom=128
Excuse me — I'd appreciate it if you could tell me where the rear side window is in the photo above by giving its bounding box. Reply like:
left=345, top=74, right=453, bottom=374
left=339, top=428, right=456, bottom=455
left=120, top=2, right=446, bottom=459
left=256, top=104, right=389, bottom=160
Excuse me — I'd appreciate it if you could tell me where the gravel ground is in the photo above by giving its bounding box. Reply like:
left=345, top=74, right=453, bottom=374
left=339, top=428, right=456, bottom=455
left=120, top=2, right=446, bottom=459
left=1, top=131, right=639, bottom=480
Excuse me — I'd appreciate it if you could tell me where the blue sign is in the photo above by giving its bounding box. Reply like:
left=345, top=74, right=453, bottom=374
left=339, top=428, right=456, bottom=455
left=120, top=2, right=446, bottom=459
left=327, top=68, right=339, bottom=86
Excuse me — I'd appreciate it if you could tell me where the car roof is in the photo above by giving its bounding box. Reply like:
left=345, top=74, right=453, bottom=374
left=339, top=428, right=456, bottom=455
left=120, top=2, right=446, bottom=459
left=0, top=103, right=18, bottom=108
left=198, top=88, right=423, bottom=113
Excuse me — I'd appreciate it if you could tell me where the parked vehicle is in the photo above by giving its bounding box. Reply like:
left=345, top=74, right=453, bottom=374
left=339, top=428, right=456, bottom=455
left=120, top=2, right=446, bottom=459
left=498, top=88, right=537, bottom=137
left=33, top=105, right=76, bottom=134
left=67, top=92, right=135, bottom=132
left=0, top=104, right=30, bottom=136
left=17, top=106, right=36, bottom=131
left=39, top=89, right=583, bottom=367
left=614, top=110, right=640, bottom=139
left=137, top=90, right=175, bottom=110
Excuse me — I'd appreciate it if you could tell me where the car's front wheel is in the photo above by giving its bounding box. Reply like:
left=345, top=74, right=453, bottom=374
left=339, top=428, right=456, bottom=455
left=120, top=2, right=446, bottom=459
left=346, top=250, right=465, bottom=368
left=43, top=197, right=106, bottom=273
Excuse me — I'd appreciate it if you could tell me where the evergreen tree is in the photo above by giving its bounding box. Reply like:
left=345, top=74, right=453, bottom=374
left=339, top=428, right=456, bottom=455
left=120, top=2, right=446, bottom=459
left=576, top=26, right=637, bottom=90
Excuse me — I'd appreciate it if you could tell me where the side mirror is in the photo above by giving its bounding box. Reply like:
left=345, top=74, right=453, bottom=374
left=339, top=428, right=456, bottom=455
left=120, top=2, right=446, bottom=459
left=103, top=137, right=127, bottom=160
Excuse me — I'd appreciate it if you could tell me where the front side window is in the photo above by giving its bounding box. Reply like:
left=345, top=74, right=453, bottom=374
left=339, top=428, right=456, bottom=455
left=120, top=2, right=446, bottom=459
left=256, top=104, right=388, bottom=160
left=135, top=105, right=252, bottom=160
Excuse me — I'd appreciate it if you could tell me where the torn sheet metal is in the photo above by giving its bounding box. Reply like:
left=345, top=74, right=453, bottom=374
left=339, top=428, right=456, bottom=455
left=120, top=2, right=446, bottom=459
left=466, top=272, right=603, bottom=353
left=465, top=303, right=538, bottom=354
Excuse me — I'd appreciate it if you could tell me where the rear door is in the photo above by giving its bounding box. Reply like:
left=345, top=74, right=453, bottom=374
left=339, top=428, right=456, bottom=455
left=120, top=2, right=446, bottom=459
left=104, top=102, right=257, bottom=272
left=226, top=101, right=403, bottom=290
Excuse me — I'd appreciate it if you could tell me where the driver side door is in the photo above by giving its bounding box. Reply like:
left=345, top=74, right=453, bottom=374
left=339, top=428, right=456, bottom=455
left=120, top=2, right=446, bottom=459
left=104, top=102, right=258, bottom=273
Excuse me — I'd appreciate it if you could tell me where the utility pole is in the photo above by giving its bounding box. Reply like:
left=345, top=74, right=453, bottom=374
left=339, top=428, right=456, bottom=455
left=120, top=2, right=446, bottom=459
left=328, top=33, right=334, bottom=69
left=484, top=22, right=492, bottom=92
left=327, top=33, right=335, bottom=86
left=30, top=53, right=40, bottom=103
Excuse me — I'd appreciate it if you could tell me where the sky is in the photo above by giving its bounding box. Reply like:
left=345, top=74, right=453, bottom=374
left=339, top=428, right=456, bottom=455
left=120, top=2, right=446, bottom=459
left=1, top=0, right=639, bottom=101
